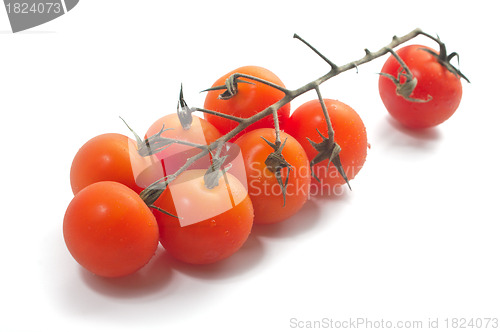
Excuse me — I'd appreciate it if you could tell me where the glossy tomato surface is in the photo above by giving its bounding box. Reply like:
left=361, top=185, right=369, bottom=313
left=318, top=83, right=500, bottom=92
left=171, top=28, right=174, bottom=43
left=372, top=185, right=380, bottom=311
left=70, top=133, right=163, bottom=195
left=153, top=169, right=253, bottom=265
left=287, top=99, right=367, bottom=195
left=235, top=128, right=310, bottom=224
left=63, top=181, right=159, bottom=278
left=379, top=45, right=463, bottom=129
left=204, top=66, right=289, bottom=139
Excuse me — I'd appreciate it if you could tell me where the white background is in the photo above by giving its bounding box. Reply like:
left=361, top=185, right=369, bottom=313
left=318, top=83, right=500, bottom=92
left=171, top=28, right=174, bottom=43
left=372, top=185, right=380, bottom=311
left=1, top=1, right=499, bottom=331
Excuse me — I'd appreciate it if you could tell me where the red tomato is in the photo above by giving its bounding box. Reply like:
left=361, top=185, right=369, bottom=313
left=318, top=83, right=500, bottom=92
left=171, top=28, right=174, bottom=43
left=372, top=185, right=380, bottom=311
left=286, top=99, right=367, bottom=195
left=152, top=169, right=253, bottom=265
left=235, top=128, right=310, bottom=224
left=70, top=133, right=164, bottom=195
left=203, top=66, right=290, bottom=138
left=63, top=181, right=159, bottom=278
left=379, top=44, right=463, bottom=129
left=145, top=113, right=221, bottom=175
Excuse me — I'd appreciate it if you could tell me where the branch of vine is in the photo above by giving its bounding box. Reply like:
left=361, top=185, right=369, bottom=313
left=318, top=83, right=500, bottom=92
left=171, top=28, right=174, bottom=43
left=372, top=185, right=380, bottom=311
left=137, top=27, right=457, bottom=210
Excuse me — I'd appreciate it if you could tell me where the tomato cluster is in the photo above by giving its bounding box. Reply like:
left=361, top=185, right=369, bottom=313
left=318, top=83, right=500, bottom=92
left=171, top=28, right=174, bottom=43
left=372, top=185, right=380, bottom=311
left=63, top=65, right=366, bottom=278
left=63, top=41, right=466, bottom=278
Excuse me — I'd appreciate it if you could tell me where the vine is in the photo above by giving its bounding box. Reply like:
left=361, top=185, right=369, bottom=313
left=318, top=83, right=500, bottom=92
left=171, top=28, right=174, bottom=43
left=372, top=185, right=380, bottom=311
left=126, top=28, right=466, bottom=210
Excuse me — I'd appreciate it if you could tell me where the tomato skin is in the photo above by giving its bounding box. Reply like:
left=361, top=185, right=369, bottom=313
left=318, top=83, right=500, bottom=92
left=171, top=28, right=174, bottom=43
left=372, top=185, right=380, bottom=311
left=286, top=99, right=367, bottom=193
left=153, top=169, right=253, bottom=265
left=204, top=66, right=290, bottom=138
left=379, top=45, right=463, bottom=129
left=235, top=128, right=311, bottom=224
left=70, top=133, right=163, bottom=195
left=63, top=181, right=159, bottom=278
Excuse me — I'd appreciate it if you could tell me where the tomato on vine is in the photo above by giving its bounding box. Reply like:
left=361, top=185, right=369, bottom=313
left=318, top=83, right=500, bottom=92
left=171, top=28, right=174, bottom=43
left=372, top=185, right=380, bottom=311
left=203, top=65, right=290, bottom=138
left=286, top=99, right=367, bottom=195
left=152, top=169, right=253, bottom=265
left=63, top=181, right=159, bottom=278
left=70, top=133, right=164, bottom=195
left=144, top=113, right=222, bottom=175
left=235, top=128, right=310, bottom=224
left=379, top=44, right=465, bottom=129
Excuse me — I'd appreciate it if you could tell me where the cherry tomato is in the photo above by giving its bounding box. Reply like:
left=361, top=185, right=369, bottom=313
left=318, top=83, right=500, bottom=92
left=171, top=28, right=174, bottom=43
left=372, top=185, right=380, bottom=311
left=286, top=99, right=367, bottom=194
left=235, top=128, right=310, bottom=224
left=70, top=133, right=164, bottom=195
left=152, top=169, right=253, bottom=265
left=203, top=66, right=290, bottom=138
left=145, top=113, right=221, bottom=175
left=63, top=181, right=159, bottom=278
left=379, top=44, right=463, bottom=129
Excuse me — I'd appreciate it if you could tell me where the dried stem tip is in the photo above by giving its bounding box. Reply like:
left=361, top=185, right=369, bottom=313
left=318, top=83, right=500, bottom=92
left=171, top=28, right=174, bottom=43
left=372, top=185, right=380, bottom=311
left=262, top=137, right=292, bottom=206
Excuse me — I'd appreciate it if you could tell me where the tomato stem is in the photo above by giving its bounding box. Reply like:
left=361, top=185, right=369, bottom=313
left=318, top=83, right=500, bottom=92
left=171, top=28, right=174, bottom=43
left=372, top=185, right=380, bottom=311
left=314, top=86, right=334, bottom=139
left=193, top=107, right=245, bottom=123
left=415, top=31, right=470, bottom=83
left=233, top=73, right=291, bottom=94
left=378, top=48, right=433, bottom=103
left=141, top=28, right=467, bottom=207
left=204, top=142, right=231, bottom=189
left=312, top=86, right=351, bottom=189
left=201, top=76, right=258, bottom=100
left=262, top=136, right=292, bottom=206
left=139, top=147, right=210, bottom=214
left=177, top=84, right=194, bottom=130
left=293, top=33, right=338, bottom=71
left=121, top=116, right=209, bottom=157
